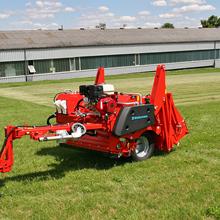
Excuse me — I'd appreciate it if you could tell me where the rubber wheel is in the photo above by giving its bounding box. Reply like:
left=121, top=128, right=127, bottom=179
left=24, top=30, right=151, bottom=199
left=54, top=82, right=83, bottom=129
left=131, top=134, right=155, bottom=161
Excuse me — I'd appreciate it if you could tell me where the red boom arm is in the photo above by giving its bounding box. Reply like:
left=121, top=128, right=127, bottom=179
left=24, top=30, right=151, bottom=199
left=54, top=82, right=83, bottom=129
left=0, top=123, right=104, bottom=173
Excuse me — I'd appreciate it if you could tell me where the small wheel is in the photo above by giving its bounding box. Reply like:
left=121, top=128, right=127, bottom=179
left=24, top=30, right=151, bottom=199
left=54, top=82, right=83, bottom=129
left=131, top=134, right=155, bottom=161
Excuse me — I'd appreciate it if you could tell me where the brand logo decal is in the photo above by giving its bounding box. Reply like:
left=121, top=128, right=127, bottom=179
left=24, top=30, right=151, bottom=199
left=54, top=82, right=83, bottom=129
left=131, top=115, right=148, bottom=120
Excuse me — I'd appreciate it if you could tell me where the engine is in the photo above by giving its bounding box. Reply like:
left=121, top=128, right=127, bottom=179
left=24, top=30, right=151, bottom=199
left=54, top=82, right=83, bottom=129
left=79, top=84, right=117, bottom=115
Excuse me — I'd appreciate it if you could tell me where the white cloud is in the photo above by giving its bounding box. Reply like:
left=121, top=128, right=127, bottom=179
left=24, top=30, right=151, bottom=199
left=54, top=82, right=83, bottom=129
left=106, top=12, right=115, bottom=17
left=138, top=11, right=150, bottom=16
left=64, top=7, right=75, bottom=12
left=0, top=13, right=11, bottom=19
left=35, top=0, right=62, bottom=8
left=35, top=1, right=62, bottom=8
left=26, top=0, right=63, bottom=20
left=35, top=1, right=44, bottom=8
left=25, top=2, right=31, bottom=7
left=18, top=20, right=33, bottom=25
left=174, top=17, right=200, bottom=27
left=173, top=4, right=215, bottom=13
left=170, top=0, right=206, bottom=5
left=8, top=0, right=216, bottom=30
left=76, top=7, right=117, bottom=29
left=98, top=6, right=109, bottom=13
left=33, top=22, right=59, bottom=29
left=119, top=16, right=136, bottom=22
left=51, top=22, right=59, bottom=27
left=24, top=0, right=77, bottom=21
left=144, top=22, right=161, bottom=27
left=184, top=16, right=197, bottom=21
left=33, top=22, right=45, bottom=28
left=152, top=0, right=167, bottom=6
left=77, top=8, right=138, bottom=29
left=159, top=13, right=180, bottom=18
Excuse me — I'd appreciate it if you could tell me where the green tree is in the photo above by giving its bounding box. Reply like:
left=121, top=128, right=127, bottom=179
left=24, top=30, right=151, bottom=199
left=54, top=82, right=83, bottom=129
left=201, top=15, right=220, bottom=28
left=161, top=23, right=174, bottom=29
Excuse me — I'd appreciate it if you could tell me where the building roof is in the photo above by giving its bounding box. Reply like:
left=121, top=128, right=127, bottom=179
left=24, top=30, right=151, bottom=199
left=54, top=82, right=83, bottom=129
left=0, top=28, right=220, bottom=50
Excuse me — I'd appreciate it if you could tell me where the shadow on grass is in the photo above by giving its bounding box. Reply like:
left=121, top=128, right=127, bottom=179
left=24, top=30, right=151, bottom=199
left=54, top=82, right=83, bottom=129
left=0, top=145, right=169, bottom=189
left=0, top=145, right=131, bottom=186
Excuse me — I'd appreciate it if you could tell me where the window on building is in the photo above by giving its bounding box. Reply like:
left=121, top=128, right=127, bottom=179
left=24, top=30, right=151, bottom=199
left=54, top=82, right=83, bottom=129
left=70, top=58, right=76, bottom=71
left=76, top=58, right=80, bottom=70
left=140, top=50, right=215, bottom=65
left=135, top=54, right=140, bottom=66
left=70, top=58, right=81, bottom=71
left=0, top=61, right=25, bottom=77
left=34, top=60, right=53, bottom=74
left=216, top=49, right=220, bottom=59
left=34, top=59, right=71, bottom=74
left=53, top=58, right=70, bottom=72
left=80, top=54, right=135, bottom=70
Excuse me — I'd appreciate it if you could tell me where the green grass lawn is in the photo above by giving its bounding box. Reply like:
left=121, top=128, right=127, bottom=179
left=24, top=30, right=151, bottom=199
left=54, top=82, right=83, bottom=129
left=0, top=68, right=220, bottom=219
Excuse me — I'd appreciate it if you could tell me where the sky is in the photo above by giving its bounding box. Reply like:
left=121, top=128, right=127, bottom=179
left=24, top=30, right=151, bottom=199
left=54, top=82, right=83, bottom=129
left=0, top=0, right=219, bottom=30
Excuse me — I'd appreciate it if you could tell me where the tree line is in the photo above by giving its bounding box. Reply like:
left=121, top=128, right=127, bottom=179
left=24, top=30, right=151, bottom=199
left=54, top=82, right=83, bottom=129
left=161, top=15, right=220, bottom=29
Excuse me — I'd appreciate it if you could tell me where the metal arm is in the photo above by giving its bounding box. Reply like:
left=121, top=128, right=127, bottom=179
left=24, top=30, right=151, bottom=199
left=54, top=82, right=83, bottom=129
left=0, top=122, right=104, bottom=173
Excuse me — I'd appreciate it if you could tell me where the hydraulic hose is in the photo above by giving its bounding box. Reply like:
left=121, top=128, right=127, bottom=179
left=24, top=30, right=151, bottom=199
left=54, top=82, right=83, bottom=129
left=47, top=113, right=56, bottom=125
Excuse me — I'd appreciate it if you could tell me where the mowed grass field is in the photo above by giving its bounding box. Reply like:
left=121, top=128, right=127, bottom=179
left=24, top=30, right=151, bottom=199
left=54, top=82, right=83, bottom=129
left=0, top=68, right=220, bottom=220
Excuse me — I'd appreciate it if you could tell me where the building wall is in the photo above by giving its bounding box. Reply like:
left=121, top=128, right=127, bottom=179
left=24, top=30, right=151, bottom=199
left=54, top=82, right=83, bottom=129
left=0, top=41, right=219, bottom=83
left=0, top=50, right=25, bottom=62
left=215, top=59, right=220, bottom=68
left=0, top=42, right=215, bottom=62
left=0, top=60, right=215, bottom=83
left=30, top=60, right=214, bottom=81
left=216, top=42, right=220, bottom=49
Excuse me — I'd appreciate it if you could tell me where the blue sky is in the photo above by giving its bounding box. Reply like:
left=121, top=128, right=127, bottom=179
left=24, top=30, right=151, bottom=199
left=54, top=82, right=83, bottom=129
left=0, top=0, right=219, bottom=30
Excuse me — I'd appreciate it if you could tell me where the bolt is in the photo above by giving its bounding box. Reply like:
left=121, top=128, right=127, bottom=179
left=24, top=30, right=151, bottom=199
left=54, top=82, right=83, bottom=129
left=116, top=144, right=121, bottom=150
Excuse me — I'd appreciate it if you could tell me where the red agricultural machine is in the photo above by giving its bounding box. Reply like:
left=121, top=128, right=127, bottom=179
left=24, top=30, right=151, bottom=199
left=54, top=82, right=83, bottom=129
left=0, top=65, right=188, bottom=173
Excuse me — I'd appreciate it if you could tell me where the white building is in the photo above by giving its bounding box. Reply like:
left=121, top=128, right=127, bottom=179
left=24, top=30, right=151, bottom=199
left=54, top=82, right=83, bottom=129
left=0, top=28, right=220, bottom=83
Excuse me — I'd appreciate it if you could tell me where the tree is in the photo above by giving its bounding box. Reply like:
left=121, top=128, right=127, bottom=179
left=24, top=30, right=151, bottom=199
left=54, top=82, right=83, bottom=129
left=201, top=15, right=220, bottom=28
left=95, top=23, right=106, bottom=30
left=161, top=23, right=174, bottom=29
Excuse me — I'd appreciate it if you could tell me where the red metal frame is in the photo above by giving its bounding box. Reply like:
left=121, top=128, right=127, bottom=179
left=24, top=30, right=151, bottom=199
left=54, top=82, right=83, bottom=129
left=0, top=65, right=188, bottom=173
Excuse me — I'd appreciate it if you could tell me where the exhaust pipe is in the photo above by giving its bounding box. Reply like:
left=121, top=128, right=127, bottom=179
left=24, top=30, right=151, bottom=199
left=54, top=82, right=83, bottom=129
left=39, top=123, right=86, bottom=142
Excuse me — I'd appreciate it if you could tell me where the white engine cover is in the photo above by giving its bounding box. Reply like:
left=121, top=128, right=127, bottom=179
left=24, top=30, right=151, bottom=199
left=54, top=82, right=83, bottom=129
left=54, top=100, right=67, bottom=114
left=102, top=84, right=115, bottom=95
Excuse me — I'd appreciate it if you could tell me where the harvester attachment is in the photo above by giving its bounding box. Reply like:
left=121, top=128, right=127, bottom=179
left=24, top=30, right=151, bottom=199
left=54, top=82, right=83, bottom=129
left=0, top=65, right=188, bottom=173
left=150, top=65, right=188, bottom=151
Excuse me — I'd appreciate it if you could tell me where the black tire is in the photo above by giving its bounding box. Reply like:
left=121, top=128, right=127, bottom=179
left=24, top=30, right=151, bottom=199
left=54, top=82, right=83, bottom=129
left=131, top=133, right=155, bottom=161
